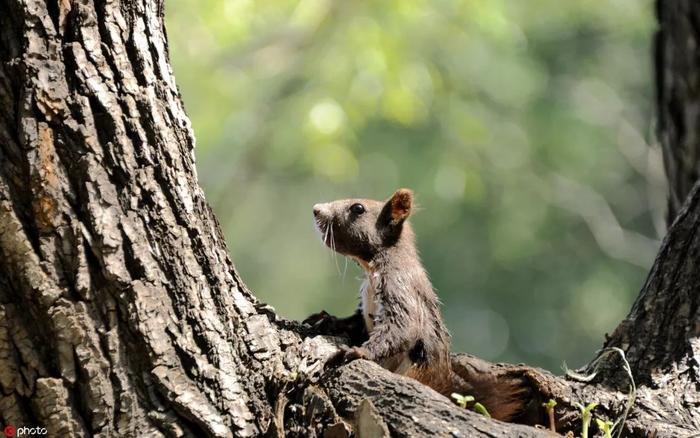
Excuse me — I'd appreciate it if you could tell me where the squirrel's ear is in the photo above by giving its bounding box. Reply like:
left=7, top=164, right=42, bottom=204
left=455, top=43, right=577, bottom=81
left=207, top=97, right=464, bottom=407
left=383, top=188, right=413, bottom=226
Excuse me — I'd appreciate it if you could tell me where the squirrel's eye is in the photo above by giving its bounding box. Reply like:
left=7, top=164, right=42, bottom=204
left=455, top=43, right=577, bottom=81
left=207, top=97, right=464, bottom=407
left=350, top=203, right=366, bottom=214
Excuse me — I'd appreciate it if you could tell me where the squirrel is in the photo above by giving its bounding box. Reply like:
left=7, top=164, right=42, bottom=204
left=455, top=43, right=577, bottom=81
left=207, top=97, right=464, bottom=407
left=305, top=188, right=530, bottom=422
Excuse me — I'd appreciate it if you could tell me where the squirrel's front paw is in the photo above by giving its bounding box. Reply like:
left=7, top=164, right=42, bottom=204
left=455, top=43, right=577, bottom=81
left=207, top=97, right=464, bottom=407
left=327, top=346, right=370, bottom=368
left=340, top=345, right=370, bottom=361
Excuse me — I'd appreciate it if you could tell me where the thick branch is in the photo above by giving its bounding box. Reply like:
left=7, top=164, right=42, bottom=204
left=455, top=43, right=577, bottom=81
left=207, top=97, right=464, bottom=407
left=323, top=360, right=549, bottom=437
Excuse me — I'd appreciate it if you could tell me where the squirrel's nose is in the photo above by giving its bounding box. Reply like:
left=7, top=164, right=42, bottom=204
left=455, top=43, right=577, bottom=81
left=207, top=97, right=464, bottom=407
left=313, top=204, right=322, bottom=217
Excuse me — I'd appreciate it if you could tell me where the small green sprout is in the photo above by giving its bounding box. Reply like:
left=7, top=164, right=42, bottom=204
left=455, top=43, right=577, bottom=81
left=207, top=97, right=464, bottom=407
left=543, top=399, right=557, bottom=432
left=451, top=393, right=490, bottom=417
left=451, top=393, right=474, bottom=409
left=473, top=402, right=491, bottom=418
left=574, top=402, right=598, bottom=438
left=565, top=348, right=636, bottom=438
left=595, top=418, right=614, bottom=438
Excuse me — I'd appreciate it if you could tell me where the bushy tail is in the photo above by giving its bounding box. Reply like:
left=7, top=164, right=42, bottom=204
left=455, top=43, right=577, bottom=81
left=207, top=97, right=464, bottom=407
left=448, top=355, right=542, bottom=424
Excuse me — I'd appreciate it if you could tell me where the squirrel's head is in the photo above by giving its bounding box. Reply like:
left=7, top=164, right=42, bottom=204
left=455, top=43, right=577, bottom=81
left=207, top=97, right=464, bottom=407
left=313, top=188, right=414, bottom=262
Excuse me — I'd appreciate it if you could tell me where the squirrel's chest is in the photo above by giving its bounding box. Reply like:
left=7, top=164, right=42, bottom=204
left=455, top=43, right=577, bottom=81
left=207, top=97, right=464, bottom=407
left=360, top=273, right=382, bottom=333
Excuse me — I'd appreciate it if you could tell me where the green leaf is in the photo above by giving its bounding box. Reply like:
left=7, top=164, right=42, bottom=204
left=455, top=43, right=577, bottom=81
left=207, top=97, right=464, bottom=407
left=473, top=402, right=491, bottom=418
left=450, top=393, right=475, bottom=409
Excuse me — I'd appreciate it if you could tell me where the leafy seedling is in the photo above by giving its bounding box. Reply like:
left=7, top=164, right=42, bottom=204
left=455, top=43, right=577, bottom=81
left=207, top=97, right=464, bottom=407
left=574, top=402, right=598, bottom=438
left=565, top=347, right=636, bottom=438
left=595, top=418, right=614, bottom=438
left=451, top=393, right=474, bottom=409
left=543, top=399, right=557, bottom=432
left=451, top=393, right=490, bottom=417
left=473, top=402, right=491, bottom=418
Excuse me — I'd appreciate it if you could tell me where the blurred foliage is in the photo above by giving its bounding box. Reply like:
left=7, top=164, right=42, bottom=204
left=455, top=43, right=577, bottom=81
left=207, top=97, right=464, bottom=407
left=166, top=0, right=662, bottom=371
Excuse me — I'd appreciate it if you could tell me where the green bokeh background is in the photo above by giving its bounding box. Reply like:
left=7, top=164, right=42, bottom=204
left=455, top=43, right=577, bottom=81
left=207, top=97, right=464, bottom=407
left=166, top=0, right=664, bottom=372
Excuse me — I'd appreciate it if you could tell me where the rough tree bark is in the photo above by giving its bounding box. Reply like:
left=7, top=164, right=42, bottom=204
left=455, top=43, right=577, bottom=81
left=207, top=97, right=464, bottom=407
left=656, top=0, right=700, bottom=223
left=0, top=0, right=698, bottom=437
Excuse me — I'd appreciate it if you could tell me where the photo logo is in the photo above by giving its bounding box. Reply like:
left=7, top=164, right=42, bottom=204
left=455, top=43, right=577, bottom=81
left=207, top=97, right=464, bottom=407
left=2, top=426, right=47, bottom=437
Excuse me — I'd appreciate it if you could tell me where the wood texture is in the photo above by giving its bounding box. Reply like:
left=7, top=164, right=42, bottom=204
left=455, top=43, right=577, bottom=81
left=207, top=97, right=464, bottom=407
left=656, top=0, right=700, bottom=222
left=0, top=0, right=279, bottom=435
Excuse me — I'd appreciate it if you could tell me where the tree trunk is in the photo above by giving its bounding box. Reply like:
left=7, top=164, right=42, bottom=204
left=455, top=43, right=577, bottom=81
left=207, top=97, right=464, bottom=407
left=0, top=0, right=698, bottom=437
left=0, top=0, right=276, bottom=435
left=655, top=0, right=700, bottom=223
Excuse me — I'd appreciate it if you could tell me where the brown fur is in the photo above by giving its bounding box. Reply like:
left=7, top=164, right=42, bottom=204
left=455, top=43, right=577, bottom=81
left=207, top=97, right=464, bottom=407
left=312, top=189, right=528, bottom=421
